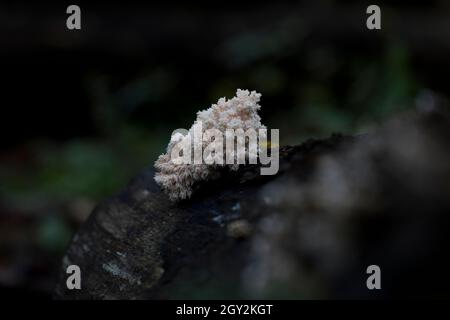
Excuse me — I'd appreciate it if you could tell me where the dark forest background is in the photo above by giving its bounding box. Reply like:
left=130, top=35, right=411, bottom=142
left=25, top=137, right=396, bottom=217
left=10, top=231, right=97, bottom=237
left=1, top=0, right=450, bottom=298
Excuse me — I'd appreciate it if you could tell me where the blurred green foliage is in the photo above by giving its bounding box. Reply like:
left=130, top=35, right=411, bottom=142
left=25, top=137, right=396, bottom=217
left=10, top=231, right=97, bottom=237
left=2, top=2, right=448, bottom=298
left=0, top=42, right=419, bottom=215
left=37, top=215, right=72, bottom=253
left=0, top=8, right=425, bottom=278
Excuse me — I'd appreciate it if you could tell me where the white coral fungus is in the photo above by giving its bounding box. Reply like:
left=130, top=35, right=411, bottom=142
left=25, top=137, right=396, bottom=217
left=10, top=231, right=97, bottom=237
left=154, top=89, right=267, bottom=201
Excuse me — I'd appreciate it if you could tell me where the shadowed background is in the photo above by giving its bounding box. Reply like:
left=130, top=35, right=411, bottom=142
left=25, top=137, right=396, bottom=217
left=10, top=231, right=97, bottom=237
left=1, top=0, right=450, bottom=297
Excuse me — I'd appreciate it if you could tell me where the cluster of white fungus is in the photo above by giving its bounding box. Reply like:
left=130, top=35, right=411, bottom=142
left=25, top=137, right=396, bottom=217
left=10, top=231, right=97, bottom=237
left=154, top=89, right=266, bottom=201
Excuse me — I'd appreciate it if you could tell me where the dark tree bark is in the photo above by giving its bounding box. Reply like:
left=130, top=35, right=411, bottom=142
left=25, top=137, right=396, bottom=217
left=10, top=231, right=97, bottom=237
left=55, top=111, right=450, bottom=299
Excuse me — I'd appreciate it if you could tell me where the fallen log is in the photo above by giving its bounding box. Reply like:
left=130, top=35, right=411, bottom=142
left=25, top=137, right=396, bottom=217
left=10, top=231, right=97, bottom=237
left=55, top=111, right=450, bottom=299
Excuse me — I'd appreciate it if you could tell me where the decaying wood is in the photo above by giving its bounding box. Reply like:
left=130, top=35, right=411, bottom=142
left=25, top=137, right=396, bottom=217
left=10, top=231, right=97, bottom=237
left=55, top=111, right=450, bottom=299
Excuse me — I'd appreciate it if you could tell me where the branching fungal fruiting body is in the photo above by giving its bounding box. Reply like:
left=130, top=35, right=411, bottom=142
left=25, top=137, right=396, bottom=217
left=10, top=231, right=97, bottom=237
left=154, top=89, right=266, bottom=201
